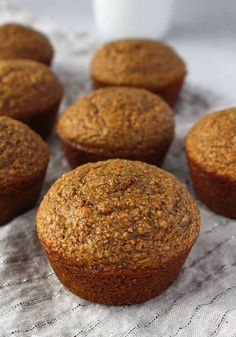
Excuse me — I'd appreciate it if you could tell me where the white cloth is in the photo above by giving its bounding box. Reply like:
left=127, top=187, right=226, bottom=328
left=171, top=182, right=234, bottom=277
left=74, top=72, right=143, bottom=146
left=0, top=5, right=236, bottom=337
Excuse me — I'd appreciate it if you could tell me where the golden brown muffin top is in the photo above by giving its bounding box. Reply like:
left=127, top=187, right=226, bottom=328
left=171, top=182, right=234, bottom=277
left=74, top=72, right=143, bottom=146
left=0, top=116, right=49, bottom=188
left=0, top=23, right=53, bottom=64
left=185, top=108, right=236, bottom=181
left=0, top=59, right=63, bottom=120
left=90, top=39, right=186, bottom=89
left=57, top=87, right=174, bottom=152
left=37, top=159, right=200, bottom=270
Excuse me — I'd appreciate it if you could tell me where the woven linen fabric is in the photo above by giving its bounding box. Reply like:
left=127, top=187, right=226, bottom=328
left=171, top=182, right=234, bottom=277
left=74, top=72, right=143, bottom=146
left=0, top=6, right=236, bottom=337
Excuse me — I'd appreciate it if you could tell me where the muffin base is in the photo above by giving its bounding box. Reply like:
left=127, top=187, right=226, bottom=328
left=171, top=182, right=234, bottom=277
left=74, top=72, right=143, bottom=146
left=58, top=137, right=173, bottom=169
left=187, top=158, right=236, bottom=219
left=19, top=102, right=61, bottom=139
left=0, top=170, right=47, bottom=226
left=91, top=76, right=185, bottom=107
left=41, top=58, right=52, bottom=67
left=44, top=246, right=189, bottom=305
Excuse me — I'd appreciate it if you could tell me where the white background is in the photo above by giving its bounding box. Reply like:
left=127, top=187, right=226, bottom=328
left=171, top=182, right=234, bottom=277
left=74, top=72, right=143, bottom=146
left=3, top=0, right=236, bottom=107
left=3, top=0, right=236, bottom=35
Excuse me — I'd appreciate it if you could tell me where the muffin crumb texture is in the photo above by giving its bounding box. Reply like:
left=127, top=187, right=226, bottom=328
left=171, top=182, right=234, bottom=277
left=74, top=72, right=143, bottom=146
left=57, top=87, right=174, bottom=152
left=0, top=116, right=49, bottom=187
left=0, top=23, right=53, bottom=64
left=185, top=108, right=236, bottom=180
left=0, top=59, right=63, bottom=120
left=91, top=39, right=186, bottom=88
left=37, top=160, right=200, bottom=269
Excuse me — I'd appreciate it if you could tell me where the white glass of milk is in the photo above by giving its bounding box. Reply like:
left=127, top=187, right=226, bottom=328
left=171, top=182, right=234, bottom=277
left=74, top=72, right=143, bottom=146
left=93, top=0, right=175, bottom=41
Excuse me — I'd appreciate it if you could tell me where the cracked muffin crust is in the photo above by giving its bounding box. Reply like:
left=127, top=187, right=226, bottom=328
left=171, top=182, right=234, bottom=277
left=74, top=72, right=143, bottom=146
left=37, top=159, right=200, bottom=305
left=0, top=59, right=63, bottom=138
left=57, top=87, right=174, bottom=167
left=185, top=107, right=236, bottom=218
left=0, top=116, right=49, bottom=225
left=90, top=39, right=186, bottom=106
left=0, top=23, right=53, bottom=65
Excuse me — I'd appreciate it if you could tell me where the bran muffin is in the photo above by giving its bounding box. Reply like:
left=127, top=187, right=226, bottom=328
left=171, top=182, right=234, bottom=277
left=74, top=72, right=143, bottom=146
left=0, top=59, right=63, bottom=138
left=0, top=23, right=53, bottom=65
left=90, top=39, right=186, bottom=106
left=0, top=116, right=49, bottom=225
left=57, top=87, right=174, bottom=168
left=37, top=159, right=200, bottom=305
left=185, top=108, right=236, bottom=218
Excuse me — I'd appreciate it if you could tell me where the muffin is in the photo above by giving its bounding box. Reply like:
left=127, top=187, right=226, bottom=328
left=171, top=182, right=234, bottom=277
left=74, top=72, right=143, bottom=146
left=185, top=108, right=236, bottom=218
left=57, top=87, right=174, bottom=168
left=0, top=23, right=53, bottom=65
left=90, top=39, right=186, bottom=106
left=0, top=116, right=49, bottom=225
left=37, top=159, right=200, bottom=305
left=0, top=59, right=63, bottom=138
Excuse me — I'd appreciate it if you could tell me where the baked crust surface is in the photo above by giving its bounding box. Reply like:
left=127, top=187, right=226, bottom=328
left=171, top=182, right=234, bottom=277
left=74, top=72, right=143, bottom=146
left=0, top=23, right=53, bottom=65
left=37, top=159, right=200, bottom=269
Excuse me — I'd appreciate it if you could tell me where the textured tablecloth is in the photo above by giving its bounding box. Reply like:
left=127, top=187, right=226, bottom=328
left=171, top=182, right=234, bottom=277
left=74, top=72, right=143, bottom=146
left=0, top=5, right=236, bottom=337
